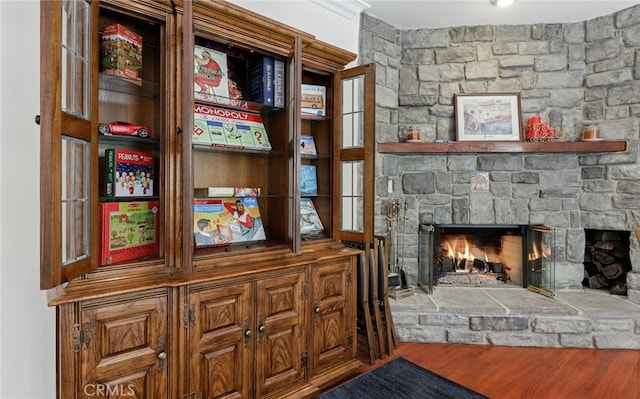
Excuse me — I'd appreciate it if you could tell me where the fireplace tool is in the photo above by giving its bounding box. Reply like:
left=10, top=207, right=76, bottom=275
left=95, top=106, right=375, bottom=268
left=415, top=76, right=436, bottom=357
left=386, top=199, right=402, bottom=288
left=399, top=199, right=409, bottom=289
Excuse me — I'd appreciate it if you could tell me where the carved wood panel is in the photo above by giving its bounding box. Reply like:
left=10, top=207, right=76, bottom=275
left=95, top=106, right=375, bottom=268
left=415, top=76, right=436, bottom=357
left=255, top=270, right=307, bottom=398
left=187, top=282, right=254, bottom=399
left=311, top=258, right=355, bottom=373
left=79, top=291, right=169, bottom=399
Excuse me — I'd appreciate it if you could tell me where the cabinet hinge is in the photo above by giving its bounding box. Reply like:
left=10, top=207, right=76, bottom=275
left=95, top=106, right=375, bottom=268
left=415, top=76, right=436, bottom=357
left=183, top=304, right=196, bottom=328
left=300, top=351, right=309, bottom=369
left=72, top=323, right=81, bottom=352
left=346, top=331, right=353, bottom=349
left=73, top=323, right=91, bottom=352
left=302, top=282, right=308, bottom=299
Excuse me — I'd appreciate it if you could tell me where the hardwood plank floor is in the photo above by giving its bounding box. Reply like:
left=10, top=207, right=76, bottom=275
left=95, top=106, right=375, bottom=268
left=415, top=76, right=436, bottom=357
left=357, top=343, right=640, bottom=399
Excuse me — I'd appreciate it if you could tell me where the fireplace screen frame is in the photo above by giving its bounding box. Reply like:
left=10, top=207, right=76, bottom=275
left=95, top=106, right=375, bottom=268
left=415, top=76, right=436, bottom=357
left=418, top=224, right=555, bottom=296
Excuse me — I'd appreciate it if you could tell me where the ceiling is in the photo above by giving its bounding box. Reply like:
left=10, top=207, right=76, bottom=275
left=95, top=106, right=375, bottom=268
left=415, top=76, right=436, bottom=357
left=363, top=0, right=640, bottom=29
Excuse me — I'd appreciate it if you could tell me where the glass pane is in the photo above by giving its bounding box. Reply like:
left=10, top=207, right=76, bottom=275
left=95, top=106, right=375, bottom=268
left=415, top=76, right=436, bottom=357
left=341, top=75, right=365, bottom=148
left=61, top=48, right=71, bottom=113
left=61, top=136, right=90, bottom=266
left=341, top=162, right=354, bottom=196
left=341, top=197, right=353, bottom=231
left=75, top=200, right=89, bottom=260
left=77, top=0, right=89, bottom=59
left=342, top=78, right=353, bottom=114
left=352, top=75, right=363, bottom=112
left=342, top=114, right=354, bottom=147
left=61, top=0, right=72, bottom=49
left=340, top=161, right=364, bottom=232
left=76, top=57, right=88, bottom=117
left=61, top=0, right=90, bottom=119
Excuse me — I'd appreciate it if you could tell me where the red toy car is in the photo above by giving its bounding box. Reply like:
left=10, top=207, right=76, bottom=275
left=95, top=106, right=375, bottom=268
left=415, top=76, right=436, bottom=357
left=98, top=121, right=152, bottom=138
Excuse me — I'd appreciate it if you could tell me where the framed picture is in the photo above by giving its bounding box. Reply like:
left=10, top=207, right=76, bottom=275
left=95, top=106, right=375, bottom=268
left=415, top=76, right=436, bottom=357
left=454, top=93, right=522, bottom=141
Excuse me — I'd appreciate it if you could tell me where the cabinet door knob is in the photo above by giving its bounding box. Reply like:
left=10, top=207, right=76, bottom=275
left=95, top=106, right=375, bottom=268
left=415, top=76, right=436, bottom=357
left=245, top=329, right=252, bottom=337
left=259, top=325, right=266, bottom=333
left=34, top=115, right=40, bottom=125
left=315, top=307, right=321, bottom=314
left=157, top=351, right=167, bottom=360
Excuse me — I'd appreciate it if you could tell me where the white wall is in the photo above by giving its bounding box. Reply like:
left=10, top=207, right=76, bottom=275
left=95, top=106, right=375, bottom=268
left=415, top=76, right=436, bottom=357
left=228, top=0, right=362, bottom=61
left=0, top=2, right=360, bottom=398
left=0, top=1, right=57, bottom=398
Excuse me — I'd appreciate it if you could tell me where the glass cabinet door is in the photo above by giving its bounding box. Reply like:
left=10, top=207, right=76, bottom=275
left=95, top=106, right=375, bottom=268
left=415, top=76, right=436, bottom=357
left=334, top=64, right=375, bottom=245
left=40, top=0, right=99, bottom=289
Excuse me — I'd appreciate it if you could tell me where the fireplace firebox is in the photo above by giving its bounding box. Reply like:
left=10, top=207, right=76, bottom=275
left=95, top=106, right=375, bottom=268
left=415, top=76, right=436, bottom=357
left=418, top=224, right=555, bottom=296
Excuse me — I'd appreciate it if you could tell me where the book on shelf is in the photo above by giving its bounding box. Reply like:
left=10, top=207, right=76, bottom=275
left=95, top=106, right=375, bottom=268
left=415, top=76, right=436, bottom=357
left=193, top=104, right=272, bottom=151
left=194, top=44, right=230, bottom=103
left=100, top=200, right=159, bottom=265
left=300, top=198, right=325, bottom=236
left=105, top=148, right=154, bottom=198
left=300, top=135, right=317, bottom=156
left=249, top=55, right=274, bottom=106
left=194, top=187, right=261, bottom=197
left=193, top=197, right=266, bottom=248
left=101, top=23, right=143, bottom=85
left=273, top=59, right=285, bottom=108
left=301, top=84, right=326, bottom=117
left=300, top=164, right=318, bottom=196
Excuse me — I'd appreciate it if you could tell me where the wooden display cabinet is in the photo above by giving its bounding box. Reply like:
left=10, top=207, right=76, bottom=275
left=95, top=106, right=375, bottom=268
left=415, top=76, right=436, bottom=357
left=40, top=1, right=375, bottom=398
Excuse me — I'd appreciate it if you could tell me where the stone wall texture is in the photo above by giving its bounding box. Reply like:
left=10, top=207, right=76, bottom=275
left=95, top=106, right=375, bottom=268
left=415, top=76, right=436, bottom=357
left=359, top=5, right=640, bottom=301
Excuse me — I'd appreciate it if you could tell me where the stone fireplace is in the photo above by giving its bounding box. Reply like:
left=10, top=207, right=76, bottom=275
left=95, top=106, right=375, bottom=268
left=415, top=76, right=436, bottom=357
left=360, top=6, right=640, bottom=304
left=359, top=2, right=640, bottom=349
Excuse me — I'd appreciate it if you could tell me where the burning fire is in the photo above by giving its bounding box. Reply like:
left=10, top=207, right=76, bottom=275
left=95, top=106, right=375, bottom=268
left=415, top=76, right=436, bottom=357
left=446, top=238, right=473, bottom=262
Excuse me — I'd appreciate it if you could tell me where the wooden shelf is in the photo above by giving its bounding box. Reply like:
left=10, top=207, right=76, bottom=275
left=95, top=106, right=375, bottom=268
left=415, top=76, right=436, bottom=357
left=377, top=140, right=627, bottom=154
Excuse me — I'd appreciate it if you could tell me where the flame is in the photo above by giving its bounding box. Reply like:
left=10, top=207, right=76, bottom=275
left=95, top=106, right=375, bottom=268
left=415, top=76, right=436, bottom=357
left=528, top=240, right=551, bottom=261
left=445, top=238, right=475, bottom=263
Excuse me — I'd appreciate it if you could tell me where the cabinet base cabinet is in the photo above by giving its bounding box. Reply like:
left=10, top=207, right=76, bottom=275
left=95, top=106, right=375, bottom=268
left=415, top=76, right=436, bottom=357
left=56, top=255, right=361, bottom=398
left=58, top=289, right=171, bottom=399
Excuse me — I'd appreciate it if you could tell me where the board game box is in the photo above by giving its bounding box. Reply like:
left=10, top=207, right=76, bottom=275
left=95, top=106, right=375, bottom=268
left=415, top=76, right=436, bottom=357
left=193, top=197, right=266, bottom=247
left=100, top=201, right=159, bottom=264
left=300, top=198, right=325, bottom=236
left=194, top=40, right=250, bottom=100
left=105, top=148, right=154, bottom=198
left=192, top=104, right=272, bottom=151
left=101, top=23, right=143, bottom=85
left=301, top=84, right=326, bottom=117
left=194, top=44, right=230, bottom=103
left=194, top=187, right=261, bottom=197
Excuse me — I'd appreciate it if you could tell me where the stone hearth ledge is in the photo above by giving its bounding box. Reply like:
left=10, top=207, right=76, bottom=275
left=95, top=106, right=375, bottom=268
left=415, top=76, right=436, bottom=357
left=390, top=287, right=640, bottom=349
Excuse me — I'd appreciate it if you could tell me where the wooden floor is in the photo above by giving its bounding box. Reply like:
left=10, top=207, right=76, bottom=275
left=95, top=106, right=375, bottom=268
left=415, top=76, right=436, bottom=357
left=358, top=342, right=640, bottom=399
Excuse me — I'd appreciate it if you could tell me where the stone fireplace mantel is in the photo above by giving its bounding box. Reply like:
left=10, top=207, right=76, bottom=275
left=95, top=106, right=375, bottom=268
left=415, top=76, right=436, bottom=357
left=377, top=140, right=627, bottom=154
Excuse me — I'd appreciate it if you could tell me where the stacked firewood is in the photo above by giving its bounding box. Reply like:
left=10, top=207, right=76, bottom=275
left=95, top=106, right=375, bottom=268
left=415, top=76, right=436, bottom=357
left=583, top=231, right=630, bottom=296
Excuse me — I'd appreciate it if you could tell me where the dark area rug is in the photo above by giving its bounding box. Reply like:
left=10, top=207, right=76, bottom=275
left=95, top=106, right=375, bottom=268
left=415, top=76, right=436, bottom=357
left=318, top=357, right=489, bottom=399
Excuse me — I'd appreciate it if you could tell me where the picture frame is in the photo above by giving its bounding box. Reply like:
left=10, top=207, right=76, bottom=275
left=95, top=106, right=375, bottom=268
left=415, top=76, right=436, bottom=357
left=454, top=93, right=522, bottom=142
